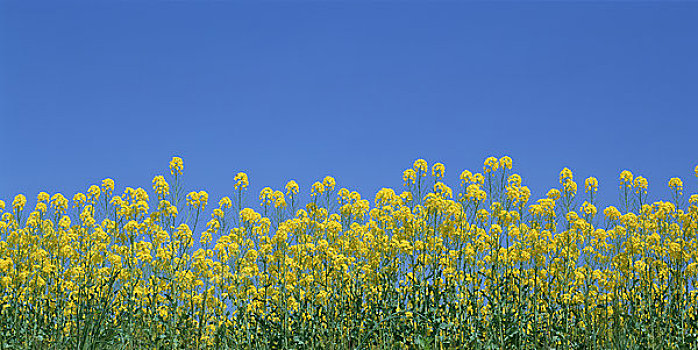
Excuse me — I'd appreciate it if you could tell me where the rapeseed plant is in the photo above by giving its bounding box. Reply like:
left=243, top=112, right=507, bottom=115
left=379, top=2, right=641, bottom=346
left=0, top=156, right=697, bottom=349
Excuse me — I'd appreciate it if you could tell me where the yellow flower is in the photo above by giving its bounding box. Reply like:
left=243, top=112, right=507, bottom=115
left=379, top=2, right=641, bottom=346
left=0, top=200, right=4, bottom=213
left=620, top=170, right=633, bottom=188
left=632, top=176, right=648, bottom=194
left=285, top=180, right=299, bottom=196
left=133, top=187, right=149, bottom=201
left=169, top=156, right=184, bottom=175
left=240, top=208, right=261, bottom=224
left=187, top=191, right=207, bottom=210
left=272, top=191, right=286, bottom=208
left=403, top=169, right=417, bottom=186
left=559, top=167, right=573, bottom=184
left=219, top=196, right=232, bottom=209
left=499, top=156, right=513, bottom=170
left=604, top=206, right=621, bottom=220
left=37, top=192, right=50, bottom=203
left=519, top=186, right=531, bottom=204
left=547, top=189, right=561, bottom=201
left=174, top=223, right=192, bottom=242
left=0, top=258, right=12, bottom=273
left=234, top=172, right=249, bottom=190
left=101, top=178, right=115, bottom=196
left=88, top=185, right=101, bottom=202
left=152, top=176, right=170, bottom=198
left=413, top=159, right=428, bottom=176
left=136, top=200, right=149, bottom=214
left=508, top=174, right=522, bottom=187
left=200, top=230, right=213, bottom=245
left=35, top=202, right=47, bottom=214
left=1, top=276, right=11, bottom=288
left=473, top=172, right=485, bottom=185
left=563, top=180, right=577, bottom=196
left=459, top=170, right=473, bottom=186
left=432, top=163, right=445, bottom=179
left=581, top=201, right=597, bottom=217
left=483, top=156, right=499, bottom=173
left=584, top=177, right=598, bottom=193
left=73, top=193, right=87, bottom=208
left=12, top=194, right=26, bottom=211
left=434, top=182, right=453, bottom=199
left=186, top=193, right=199, bottom=207
left=311, top=181, right=324, bottom=197
left=465, top=184, right=486, bottom=202
left=259, top=187, right=273, bottom=206
left=198, top=191, right=209, bottom=209
left=375, top=188, right=398, bottom=206
left=50, top=193, right=69, bottom=213
left=246, top=249, right=258, bottom=262
left=477, top=208, right=489, bottom=222
left=668, top=177, right=683, bottom=193
left=399, top=191, right=413, bottom=204
left=57, top=215, right=71, bottom=230
left=322, top=176, right=336, bottom=192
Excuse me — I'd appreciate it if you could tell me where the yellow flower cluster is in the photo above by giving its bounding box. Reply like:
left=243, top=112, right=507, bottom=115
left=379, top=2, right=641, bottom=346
left=187, top=190, right=209, bottom=210
left=585, top=176, right=598, bottom=193
left=169, top=156, right=184, bottom=175
left=1, top=155, right=697, bottom=349
left=234, top=172, right=249, bottom=190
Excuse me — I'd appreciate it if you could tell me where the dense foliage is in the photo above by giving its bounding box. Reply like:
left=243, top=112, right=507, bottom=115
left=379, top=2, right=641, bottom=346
left=1, top=156, right=697, bottom=349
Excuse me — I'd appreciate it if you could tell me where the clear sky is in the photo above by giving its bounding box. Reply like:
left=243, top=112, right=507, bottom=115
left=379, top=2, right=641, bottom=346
left=1, top=1, right=697, bottom=212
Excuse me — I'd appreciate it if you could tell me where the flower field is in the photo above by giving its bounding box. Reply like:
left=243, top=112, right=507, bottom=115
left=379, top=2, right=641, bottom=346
left=1, top=156, right=697, bottom=349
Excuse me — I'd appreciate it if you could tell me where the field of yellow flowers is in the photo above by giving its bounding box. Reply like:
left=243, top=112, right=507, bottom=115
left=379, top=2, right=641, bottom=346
left=1, top=156, right=697, bottom=349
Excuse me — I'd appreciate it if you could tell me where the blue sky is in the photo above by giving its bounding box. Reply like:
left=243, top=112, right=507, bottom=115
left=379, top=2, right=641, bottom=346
left=1, top=1, right=697, bottom=213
